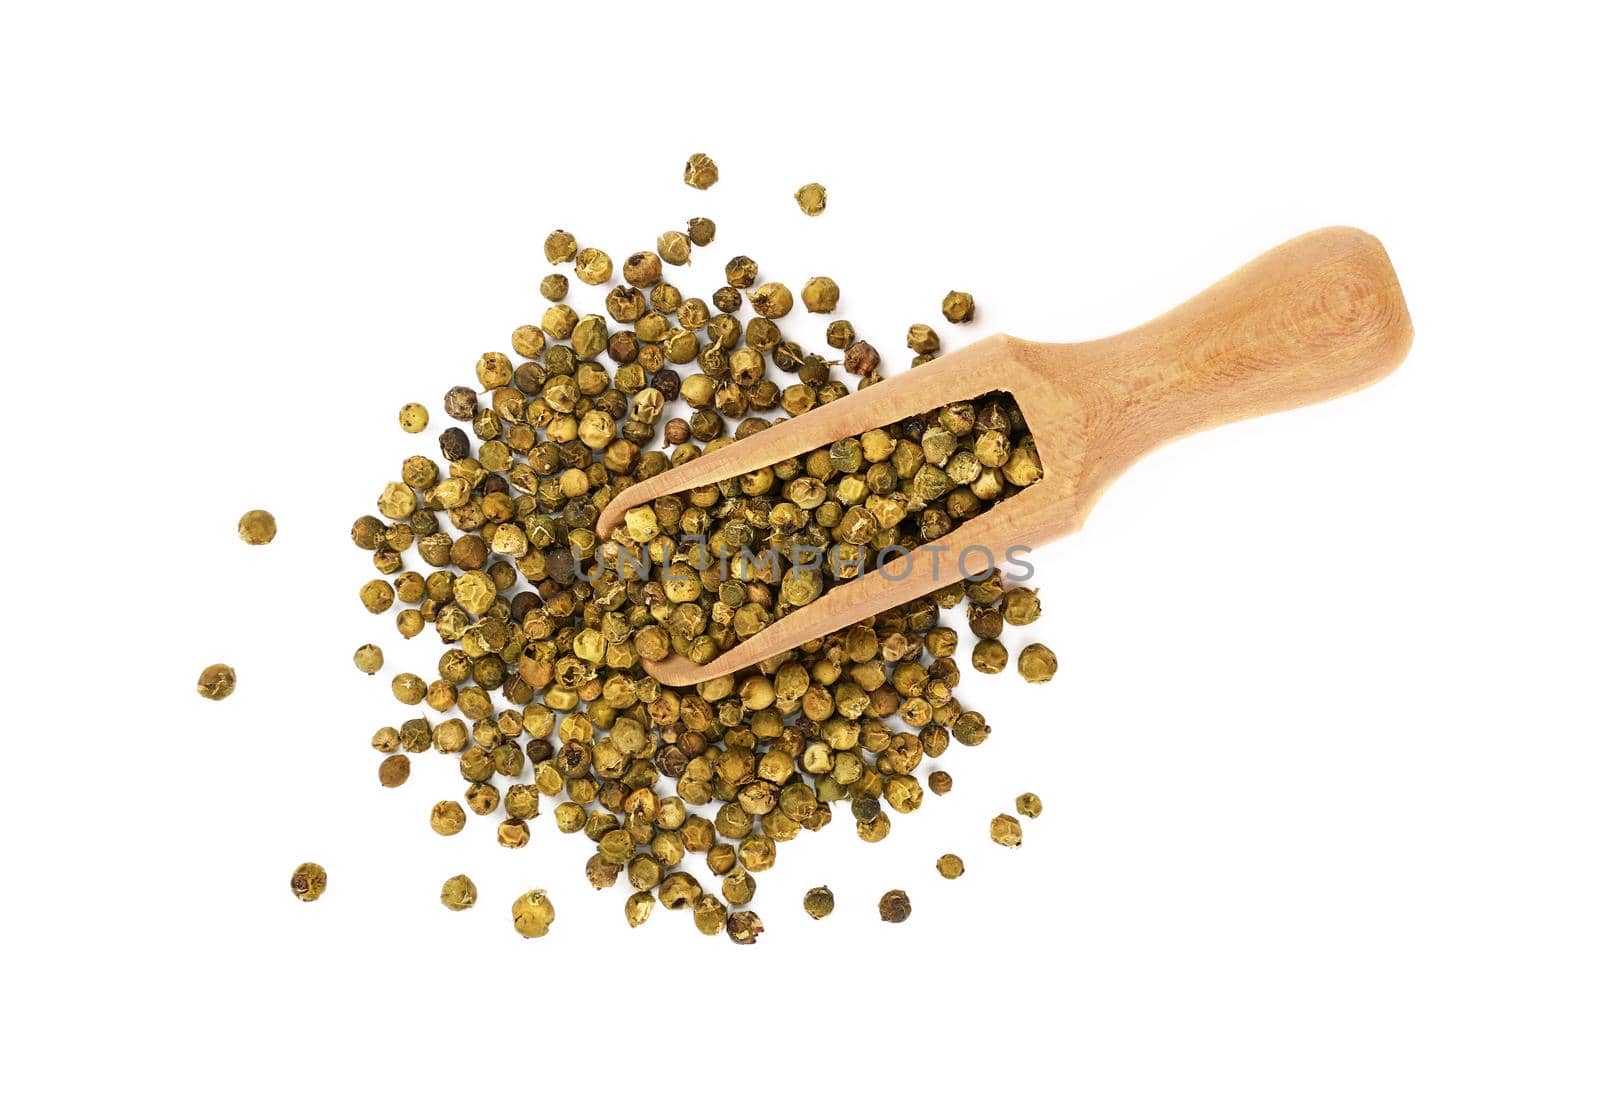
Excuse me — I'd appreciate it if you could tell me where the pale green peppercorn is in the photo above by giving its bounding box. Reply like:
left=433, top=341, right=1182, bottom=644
left=511, top=889, right=555, bottom=938
left=936, top=853, right=965, bottom=879
left=794, top=182, right=827, bottom=216
left=1016, top=792, right=1043, bottom=818
left=196, top=663, right=236, bottom=701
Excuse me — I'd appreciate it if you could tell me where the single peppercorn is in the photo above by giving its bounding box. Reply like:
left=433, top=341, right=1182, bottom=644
left=878, top=889, right=912, bottom=923
left=353, top=644, right=383, bottom=674
left=1018, top=643, right=1058, bottom=683
left=511, top=889, right=556, bottom=938
left=724, top=255, right=758, bottom=288
left=683, top=153, right=718, bottom=189
left=942, top=290, right=976, bottom=323
left=803, top=886, right=835, bottom=920
left=430, top=801, right=467, bottom=836
left=686, top=216, right=716, bottom=246
left=440, top=874, right=477, bottom=911
left=237, top=509, right=277, bottom=545
left=1016, top=792, right=1043, bottom=818
left=907, top=323, right=941, bottom=355
left=290, top=863, right=327, bottom=902
left=972, top=638, right=1009, bottom=674
left=794, top=182, right=827, bottom=216
left=378, top=754, right=410, bottom=788
left=936, top=853, right=965, bottom=879
left=398, top=402, right=428, bottom=433
left=196, top=663, right=236, bottom=701
left=990, top=813, right=1023, bottom=847
left=727, top=910, right=764, bottom=944
left=928, top=770, right=953, bottom=795
left=625, top=890, right=655, bottom=927
left=539, top=273, right=568, bottom=301
left=802, top=276, right=840, bottom=313
left=575, top=247, right=612, bottom=286
left=825, top=319, right=855, bottom=349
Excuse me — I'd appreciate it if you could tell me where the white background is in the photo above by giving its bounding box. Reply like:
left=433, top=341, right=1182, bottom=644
left=2, top=2, right=1596, bottom=1113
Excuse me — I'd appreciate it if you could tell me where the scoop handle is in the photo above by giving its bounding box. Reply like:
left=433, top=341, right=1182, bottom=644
left=1059, top=226, right=1412, bottom=513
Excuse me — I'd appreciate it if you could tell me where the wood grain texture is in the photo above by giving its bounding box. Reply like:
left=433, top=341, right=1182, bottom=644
left=598, top=227, right=1412, bottom=686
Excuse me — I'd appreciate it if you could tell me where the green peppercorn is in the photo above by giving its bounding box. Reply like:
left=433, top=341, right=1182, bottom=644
left=290, top=863, right=327, bottom=902
left=196, top=663, right=236, bottom=701
left=544, top=230, right=577, bottom=264
left=430, top=801, right=466, bottom=836
left=907, top=323, right=941, bottom=355
left=936, top=853, right=965, bottom=879
left=878, top=889, right=912, bottom=923
left=727, top=910, right=764, bottom=944
left=971, top=638, right=1008, bottom=674
left=440, top=874, right=477, bottom=911
left=540, top=273, right=568, bottom=301
left=237, top=509, right=277, bottom=545
left=624, top=890, right=655, bottom=927
left=1016, top=792, right=1043, bottom=818
left=397, top=403, right=429, bottom=433
left=928, top=770, right=953, bottom=795
left=942, top=290, right=976, bottom=323
left=686, top=216, right=716, bottom=246
left=1018, top=643, right=1058, bottom=682
left=683, top=153, right=718, bottom=189
left=794, top=182, right=827, bottom=215
left=511, top=889, right=555, bottom=938
left=803, top=886, right=835, bottom=920
left=990, top=813, right=1023, bottom=847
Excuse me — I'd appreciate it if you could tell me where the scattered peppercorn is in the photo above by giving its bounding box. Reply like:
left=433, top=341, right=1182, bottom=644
left=1016, top=792, right=1043, bottom=819
left=878, top=889, right=912, bottom=923
left=942, top=290, right=976, bottom=323
left=398, top=403, right=429, bottom=433
left=1018, top=643, right=1058, bottom=682
left=936, top=853, right=965, bottom=879
left=378, top=754, right=410, bottom=788
left=803, top=886, right=835, bottom=920
left=511, top=889, right=555, bottom=938
left=290, top=863, right=327, bottom=902
left=196, top=663, right=236, bottom=701
left=683, top=153, right=718, bottom=189
left=794, top=182, right=827, bottom=215
left=237, top=509, right=277, bottom=545
left=990, top=814, right=1023, bottom=848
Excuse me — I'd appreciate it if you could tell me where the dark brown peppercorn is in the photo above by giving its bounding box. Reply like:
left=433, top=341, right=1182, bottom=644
left=438, top=427, right=470, bottom=461
left=442, top=386, right=477, bottom=422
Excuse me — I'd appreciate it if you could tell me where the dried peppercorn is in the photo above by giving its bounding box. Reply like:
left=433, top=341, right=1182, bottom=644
left=540, top=273, right=568, bottom=301
left=353, top=644, right=383, bottom=675
left=727, top=910, right=764, bottom=944
left=440, top=875, right=477, bottom=911
left=907, top=323, right=941, bottom=354
left=544, top=230, right=577, bottom=263
left=936, top=853, right=965, bottom=879
left=928, top=770, right=953, bottom=795
left=990, top=813, right=1023, bottom=847
left=683, top=153, right=718, bottom=189
left=942, top=290, right=976, bottom=323
left=398, top=403, right=429, bottom=433
left=290, top=863, right=327, bottom=902
left=1016, top=792, right=1043, bottom=818
left=794, top=182, right=827, bottom=216
left=378, top=754, right=410, bottom=787
left=237, top=509, right=277, bottom=545
left=1018, top=643, right=1058, bottom=682
left=511, top=889, right=555, bottom=938
left=802, top=276, right=839, bottom=313
left=430, top=801, right=467, bottom=836
left=878, top=889, right=912, bottom=923
left=803, top=886, right=835, bottom=920
left=686, top=216, right=716, bottom=246
left=196, top=663, right=236, bottom=701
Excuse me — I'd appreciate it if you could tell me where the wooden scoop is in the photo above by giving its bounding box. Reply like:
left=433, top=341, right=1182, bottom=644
left=597, top=226, right=1412, bottom=686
